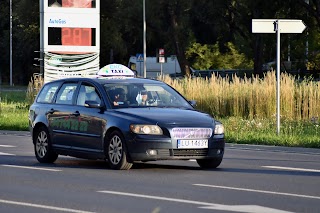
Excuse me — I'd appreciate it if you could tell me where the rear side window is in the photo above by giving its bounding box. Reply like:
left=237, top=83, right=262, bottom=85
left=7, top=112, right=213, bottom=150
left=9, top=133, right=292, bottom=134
left=55, top=83, right=78, bottom=105
left=36, top=82, right=60, bottom=103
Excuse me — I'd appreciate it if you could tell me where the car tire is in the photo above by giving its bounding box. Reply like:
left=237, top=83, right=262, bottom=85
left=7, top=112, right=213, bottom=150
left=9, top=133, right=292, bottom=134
left=34, top=126, right=58, bottom=163
left=196, top=157, right=223, bottom=169
left=105, top=130, right=133, bottom=170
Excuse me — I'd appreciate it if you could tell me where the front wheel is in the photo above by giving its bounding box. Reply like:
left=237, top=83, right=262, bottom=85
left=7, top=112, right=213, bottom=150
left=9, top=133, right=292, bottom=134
left=105, top=130, right=132, bottom=170
left=197, top=157, right=223, bottom=169
left=34, top=126, right=58, bottom=163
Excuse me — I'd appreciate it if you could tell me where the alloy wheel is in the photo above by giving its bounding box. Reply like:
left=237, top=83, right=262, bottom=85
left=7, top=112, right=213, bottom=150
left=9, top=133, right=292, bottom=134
left=36, top=130, right=48, bottom=158
left=108, top=135, right=123, bottom=165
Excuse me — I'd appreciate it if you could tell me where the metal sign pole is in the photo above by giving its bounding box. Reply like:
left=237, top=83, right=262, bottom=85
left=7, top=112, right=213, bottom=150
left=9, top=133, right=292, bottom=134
left=276, top=20, right=281, bottom=135
left=143, top=0, right=146, bottom=78
left=10, top=0, right=13, bottom=86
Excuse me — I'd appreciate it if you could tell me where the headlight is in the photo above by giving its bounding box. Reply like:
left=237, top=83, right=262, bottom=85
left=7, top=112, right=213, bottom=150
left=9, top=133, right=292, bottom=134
left=214, top=123, right=224, bottom=135
left=130, top=124, right=163, bottom=135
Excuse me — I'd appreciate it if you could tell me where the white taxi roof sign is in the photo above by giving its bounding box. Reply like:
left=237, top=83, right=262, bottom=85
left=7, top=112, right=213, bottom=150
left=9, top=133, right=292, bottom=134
left=98, top=64, right=135, bottom=78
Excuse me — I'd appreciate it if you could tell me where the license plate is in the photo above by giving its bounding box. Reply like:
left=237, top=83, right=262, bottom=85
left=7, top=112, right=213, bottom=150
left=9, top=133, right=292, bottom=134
left=177, top=139, right=208, bottom=149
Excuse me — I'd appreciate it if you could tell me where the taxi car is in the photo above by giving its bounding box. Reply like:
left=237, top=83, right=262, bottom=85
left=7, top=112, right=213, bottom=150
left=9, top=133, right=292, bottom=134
left=29, top=64, right=225, bottom=170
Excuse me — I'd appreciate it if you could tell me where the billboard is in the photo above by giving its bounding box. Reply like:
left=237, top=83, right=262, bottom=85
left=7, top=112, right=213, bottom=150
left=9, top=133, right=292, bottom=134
left=40, top=0, right=100, bottom=82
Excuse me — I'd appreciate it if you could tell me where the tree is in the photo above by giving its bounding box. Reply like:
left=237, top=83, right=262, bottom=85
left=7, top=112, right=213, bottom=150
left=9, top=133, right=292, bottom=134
left=145, top=0, right=194, bottom=76
left=0, top=0, right=318, bottom=84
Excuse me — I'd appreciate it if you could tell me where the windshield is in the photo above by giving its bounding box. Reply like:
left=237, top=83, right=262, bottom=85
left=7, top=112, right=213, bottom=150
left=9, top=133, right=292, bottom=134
left=104, top=82, right=193, bottom=109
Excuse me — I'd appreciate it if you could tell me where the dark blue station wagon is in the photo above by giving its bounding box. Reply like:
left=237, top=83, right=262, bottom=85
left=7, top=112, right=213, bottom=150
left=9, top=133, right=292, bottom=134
left=29, top=73, right=225, bottom=170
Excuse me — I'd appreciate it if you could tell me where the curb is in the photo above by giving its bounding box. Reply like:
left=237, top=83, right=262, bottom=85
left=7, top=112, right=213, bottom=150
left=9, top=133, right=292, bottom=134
left=0, top=130, right=30, bottom=137
left=226, top=143, right=320, bottom=155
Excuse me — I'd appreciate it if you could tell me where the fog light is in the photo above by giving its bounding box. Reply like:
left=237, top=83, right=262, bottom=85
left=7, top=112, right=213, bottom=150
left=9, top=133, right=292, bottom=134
left=217, top=149, right=221, bottom=154
left=147, top=149, right=158, bottom=156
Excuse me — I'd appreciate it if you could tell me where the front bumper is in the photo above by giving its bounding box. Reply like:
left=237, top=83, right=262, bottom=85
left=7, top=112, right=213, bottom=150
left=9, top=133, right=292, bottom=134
left=127, top=134, right=225, bottom=161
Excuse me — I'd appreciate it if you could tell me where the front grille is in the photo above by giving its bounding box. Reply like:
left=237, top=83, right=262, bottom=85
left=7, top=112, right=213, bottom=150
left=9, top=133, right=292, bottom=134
left=172, top=128, right=212, bottom=139
left=172, top=149, right=208, bottom=157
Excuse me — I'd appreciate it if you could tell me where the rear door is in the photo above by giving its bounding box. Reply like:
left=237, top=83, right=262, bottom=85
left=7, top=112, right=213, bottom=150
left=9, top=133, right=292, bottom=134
left=48, top=81, right=78, bottom=150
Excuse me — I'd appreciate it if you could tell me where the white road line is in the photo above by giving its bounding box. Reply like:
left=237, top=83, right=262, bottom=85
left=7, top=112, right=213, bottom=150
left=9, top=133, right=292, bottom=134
left=0, top=199, right=95, bottom=213
left=0, top=152, right=15, bottom=156
left=193, top=184, right=320, bottom=200
left=263, top=166, right=320, bottom=173
left=2, top=164, right=62, bottom=172
left=0, top=145, right=16, bottom=147
left=97, top=190, right=292, bottom=213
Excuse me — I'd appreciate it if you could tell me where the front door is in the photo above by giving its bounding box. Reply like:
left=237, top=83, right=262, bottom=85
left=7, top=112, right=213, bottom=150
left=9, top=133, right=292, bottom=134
left=70, top=82, right=105, bottom=155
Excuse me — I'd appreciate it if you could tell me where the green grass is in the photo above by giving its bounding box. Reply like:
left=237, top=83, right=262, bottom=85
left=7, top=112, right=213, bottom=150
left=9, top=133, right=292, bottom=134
left=0, top=104, right=29, bottom=131
left=219, top=117, right=320, bottom=148
left=0, top=90, right=29, bottom=131
left=0, top=91, right=27, bottom=103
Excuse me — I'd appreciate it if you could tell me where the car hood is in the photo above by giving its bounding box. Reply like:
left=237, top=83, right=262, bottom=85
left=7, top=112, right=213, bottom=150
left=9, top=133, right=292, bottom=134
left=112, top=108, right=214, bottom=127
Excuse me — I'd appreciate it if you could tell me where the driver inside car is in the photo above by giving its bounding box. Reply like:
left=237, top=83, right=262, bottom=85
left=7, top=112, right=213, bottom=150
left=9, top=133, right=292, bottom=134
left=136, top=90, right=157, bottom=106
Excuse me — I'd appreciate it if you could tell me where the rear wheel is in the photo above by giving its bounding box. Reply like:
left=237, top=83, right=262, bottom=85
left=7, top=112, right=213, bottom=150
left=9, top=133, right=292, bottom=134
left=105, top=130, right=132, bottom=170
left=34, top=126, right=58, bottom=163
left=197, top=157, right=223, bottom=169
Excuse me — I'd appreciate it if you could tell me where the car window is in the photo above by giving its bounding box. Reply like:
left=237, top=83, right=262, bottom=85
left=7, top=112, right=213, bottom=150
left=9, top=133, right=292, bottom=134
left=104, top=83, right=193, bottom=109
left=77, top=84, right=101, bottom=106
left=36, top=82, right=60, bottom=103
left=55, top=83, right=78, bottom=105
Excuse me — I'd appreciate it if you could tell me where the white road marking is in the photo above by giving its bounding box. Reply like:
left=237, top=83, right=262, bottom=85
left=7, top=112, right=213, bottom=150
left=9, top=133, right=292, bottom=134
left=2, top=164, right=62, bottom=172
left=97, top=190, right=292, bottom=213
left=0, top=145, right=16, bottom=155
left=0, top=152, right=15, bottom=156
left=194, top=184, right=320, bottom=200
left=198, top=205, right=291, bottom=212
left=0, top=145, right=16, bottom=147
left=263, top=166, right=320, bottom=173
left=0, top=199, right=95, bottom=213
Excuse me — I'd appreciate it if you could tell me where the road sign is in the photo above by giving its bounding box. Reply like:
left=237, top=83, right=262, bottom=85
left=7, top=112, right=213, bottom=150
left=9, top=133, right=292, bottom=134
left=159, top=56, right=165, bottom=63
left=159, top=48, right=165, bottom=55
left=252, top=19, right=306, bottom=33
left=136, top=53, right=144, bottom=62
left=252, top=19, right=307, bottom=135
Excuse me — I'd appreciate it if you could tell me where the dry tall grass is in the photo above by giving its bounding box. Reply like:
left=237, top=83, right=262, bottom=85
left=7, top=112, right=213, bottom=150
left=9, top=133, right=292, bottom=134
left=161, top=71, right=320, bottom=121
left=23, top=71, right=320, bottom=121
left=26, top=73, right=44, bottom=105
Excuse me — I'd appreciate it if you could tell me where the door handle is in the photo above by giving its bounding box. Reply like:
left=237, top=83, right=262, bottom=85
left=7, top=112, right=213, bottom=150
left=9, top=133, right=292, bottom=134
left=72, top=111, right=80, bottom=116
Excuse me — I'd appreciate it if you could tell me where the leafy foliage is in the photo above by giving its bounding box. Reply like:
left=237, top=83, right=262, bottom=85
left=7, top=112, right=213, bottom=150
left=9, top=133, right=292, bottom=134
left=186, top=42, right=253, bottom=70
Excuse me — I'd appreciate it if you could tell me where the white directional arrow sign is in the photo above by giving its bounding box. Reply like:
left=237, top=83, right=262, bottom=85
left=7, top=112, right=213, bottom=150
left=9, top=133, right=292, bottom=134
left=252, top=19, right=306, bottom=33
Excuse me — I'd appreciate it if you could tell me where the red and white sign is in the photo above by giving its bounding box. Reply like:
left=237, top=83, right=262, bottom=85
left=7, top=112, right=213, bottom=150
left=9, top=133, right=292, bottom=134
left=159, top=48, right=165, bottom=55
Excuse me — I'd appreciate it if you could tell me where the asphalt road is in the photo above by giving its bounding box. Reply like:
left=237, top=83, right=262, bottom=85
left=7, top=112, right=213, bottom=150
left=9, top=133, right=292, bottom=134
left=0, top=131, right=319, bottom=213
